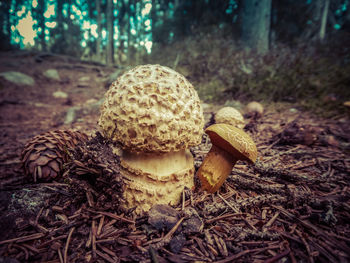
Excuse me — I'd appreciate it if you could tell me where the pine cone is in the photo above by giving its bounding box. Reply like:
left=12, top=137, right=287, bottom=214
left=21, top=130, right=88, bottom=182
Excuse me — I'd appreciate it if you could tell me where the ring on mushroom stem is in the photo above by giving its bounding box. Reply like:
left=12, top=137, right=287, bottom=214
left=196, top=124, right=258, bottom=193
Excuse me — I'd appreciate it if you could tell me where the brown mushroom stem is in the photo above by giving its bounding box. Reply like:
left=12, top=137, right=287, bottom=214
left=196, top=145, right=238, bottom=193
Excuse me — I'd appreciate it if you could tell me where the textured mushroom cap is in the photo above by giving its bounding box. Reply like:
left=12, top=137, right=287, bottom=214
left=215, top=107, right=245, bottom=129
left=205, top=124, right=257, bottom=163
left=99, top=64, right=204, bottom=153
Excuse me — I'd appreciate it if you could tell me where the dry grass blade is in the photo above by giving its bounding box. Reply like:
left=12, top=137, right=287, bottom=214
left=95, top=249, right=116, bottom=263
left=217, top=192, right=239, bottom=213
left=86, top=209, right=134, bottom=224
left=63, top=227, right=75, bottom=263
left=153, top=217, right=184, bottom=250
left=0, top=233, right=45, bottom=245
left=264, top=248, right=290, bottom=263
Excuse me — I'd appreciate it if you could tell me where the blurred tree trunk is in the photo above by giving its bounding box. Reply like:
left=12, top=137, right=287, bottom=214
left=319, top=0, right=330, bottom=42
left=56, top=0, right=64, bottom=39
left=241, top=0, right=272, bottom=55
left=106, top=0, right=114, bottom=65
left=303, top=0, right=330, bottom=41
left=95, top=0, right=102, bottom=60
left=151, top=0, right=156, bottom=42
left=115, top=0, right=127, bottom=64
left=35, top=0, right=46, bottom=51
left=126, top=0, right=132, bottom=61
left=0, top=0, right=12, bottom=49
left=66, top=0, right=75, bottom=48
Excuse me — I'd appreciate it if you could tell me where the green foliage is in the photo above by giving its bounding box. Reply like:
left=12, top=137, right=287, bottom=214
left=150, top=28, right=350, bottom=115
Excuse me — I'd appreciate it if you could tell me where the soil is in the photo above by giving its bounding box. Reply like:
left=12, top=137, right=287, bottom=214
left=0, top=50, right=350, bottom=262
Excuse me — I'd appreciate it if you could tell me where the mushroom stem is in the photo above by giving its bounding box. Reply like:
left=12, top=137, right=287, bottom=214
left=196, top=145, right=237, bottom=193
left=120, top=149, right=195, bottom=213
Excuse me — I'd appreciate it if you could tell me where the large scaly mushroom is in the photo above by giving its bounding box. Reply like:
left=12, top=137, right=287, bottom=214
left=197, top=124, right=257, bottom=193
left=99, top=64, right=204, bottom=213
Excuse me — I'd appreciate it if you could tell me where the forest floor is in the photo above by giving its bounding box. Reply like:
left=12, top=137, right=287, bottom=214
left=0, top=50, right=350, bottom=262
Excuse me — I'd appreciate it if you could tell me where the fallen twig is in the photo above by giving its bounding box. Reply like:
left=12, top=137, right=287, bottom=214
left=63, top=227, right=75, bottom=263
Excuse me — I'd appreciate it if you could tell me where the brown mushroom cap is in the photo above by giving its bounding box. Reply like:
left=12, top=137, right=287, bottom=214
left=215, top=107, right=245, bottom=129
left=205, top=124, right=257, bottom=163
left=246, top=101, right=264, bottom=116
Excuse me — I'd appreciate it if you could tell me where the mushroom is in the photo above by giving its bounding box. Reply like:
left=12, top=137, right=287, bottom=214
left=196, top=124, right=257, bottom=193
left=99, top=64, right=204, bottom=213
left=215, top=106, right=245, bottom=129
left=246, top=101, right=264, bottom=117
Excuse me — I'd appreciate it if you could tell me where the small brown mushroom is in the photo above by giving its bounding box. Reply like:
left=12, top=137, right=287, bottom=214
left=246, top=101, right=264, bottom=117
left=215, top=107, right=245, bottom=129
left=196, top=124, right=257, bottom=193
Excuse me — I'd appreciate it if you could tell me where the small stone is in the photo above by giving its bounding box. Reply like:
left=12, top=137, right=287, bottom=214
left=0, top=71, right=35, bottom=86
left=182, top=207, right=203, bottom=234
left=43, top=69, right=60, bottom=81
left=169, top=233, right=186, bottom=253
left=78, top=76, right=90, bottom=82
left=77, top=76, right=90, bottom=88
left=148, top=204, right=180, bottom=231
left=53, top=91, right=68, bottom=99
left=64, top=106, right=79, bottom=124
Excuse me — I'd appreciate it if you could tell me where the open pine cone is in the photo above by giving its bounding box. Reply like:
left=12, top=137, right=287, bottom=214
left=21, top=130, right=88, bottom=182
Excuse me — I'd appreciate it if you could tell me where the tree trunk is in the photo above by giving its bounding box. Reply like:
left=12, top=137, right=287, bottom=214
left=126, top=0, right=132, bottom=62
left=319, top=0, right=330, bottom=42
left=95, top=0, right=102, bottom=60
left=56, top=0, right=64, bottom=39
left=151, top=0, right=156, bottom=42
left=115, top=0, right=127, bottom=64
left=38, top=0, right=46, bottom=51
left=106, top=0, right=114, bottom=65
left=0, top=0, right=11, bottom=49
left=241, top=0, right=272, bottom=55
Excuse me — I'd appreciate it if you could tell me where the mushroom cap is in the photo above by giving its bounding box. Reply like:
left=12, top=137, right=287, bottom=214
left=99, top=64, right=204, bottom=153
left=246, top=101, right=264, bottom=116
left=205, top=124, right=257, bottom=163
left=215, top=107, right=245, bottom=129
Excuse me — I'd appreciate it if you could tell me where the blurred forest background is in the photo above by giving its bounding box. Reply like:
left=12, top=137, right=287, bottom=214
left=1, top=0, right=350, bottom=114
